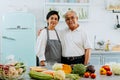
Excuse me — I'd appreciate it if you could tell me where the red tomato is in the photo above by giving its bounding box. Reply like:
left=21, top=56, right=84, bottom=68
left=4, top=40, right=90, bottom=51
left=90, top=73, right=96, bottom=79
left=107, top=71, right=112, bottom=76
left=84, top=72, right=90, bottom=78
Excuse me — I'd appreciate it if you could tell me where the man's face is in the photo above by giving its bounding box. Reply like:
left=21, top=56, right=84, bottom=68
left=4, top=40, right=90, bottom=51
left=65, top=12, right=78, bottom=30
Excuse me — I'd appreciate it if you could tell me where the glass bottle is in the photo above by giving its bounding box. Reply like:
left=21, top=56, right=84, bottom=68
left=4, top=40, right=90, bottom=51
left=104, top=40, right=110, bottom=51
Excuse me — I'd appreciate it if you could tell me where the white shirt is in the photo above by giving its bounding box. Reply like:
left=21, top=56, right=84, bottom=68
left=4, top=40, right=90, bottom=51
left=59, top=26, right=92, bottom=57
left=36, top=29, right=58, bottom=61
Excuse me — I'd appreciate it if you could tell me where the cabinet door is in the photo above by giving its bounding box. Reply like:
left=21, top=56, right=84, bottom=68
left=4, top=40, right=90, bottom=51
left=90, top=55, right=102, bottom=65
left=103, top=55, right=120, bottom=64
left=1, top=13, right=36, bottom=66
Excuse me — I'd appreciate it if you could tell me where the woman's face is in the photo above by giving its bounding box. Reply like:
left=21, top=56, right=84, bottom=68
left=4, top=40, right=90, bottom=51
left=47, top=14, right=59, bottom=28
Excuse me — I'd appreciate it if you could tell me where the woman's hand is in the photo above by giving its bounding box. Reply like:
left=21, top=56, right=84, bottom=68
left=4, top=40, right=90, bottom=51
left=40, top=60, right=46, bottom=66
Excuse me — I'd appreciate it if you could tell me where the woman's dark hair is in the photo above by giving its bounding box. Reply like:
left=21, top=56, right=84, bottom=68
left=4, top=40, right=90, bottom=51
left=46, top=10, right=60, bottom=21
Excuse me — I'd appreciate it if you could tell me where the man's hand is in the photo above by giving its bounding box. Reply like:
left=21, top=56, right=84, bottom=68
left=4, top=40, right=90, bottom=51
left=37, top=29, right=42, bottom=36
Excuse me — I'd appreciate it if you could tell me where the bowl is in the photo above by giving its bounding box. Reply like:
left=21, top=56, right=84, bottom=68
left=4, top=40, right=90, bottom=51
left=0, top=62, right=26, bottom=80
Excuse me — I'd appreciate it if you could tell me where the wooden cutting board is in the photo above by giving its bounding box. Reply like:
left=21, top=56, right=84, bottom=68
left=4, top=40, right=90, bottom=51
left=112, top=45, right=120, bottom=51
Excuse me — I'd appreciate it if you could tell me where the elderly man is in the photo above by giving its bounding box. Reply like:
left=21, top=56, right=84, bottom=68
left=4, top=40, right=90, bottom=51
left=60, top=10, right=92, bottom=65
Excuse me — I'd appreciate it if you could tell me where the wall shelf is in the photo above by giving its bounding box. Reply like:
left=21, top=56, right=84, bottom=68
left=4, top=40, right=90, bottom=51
left=112, top=10, right=120, bottom=13
left=46, top=3, right=90, bottom=6
left=44, top=0, right=90, bottom=22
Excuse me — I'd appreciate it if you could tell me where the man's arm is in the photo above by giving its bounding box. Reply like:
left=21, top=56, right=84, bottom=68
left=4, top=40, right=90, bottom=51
left=84, top=48, right=91, bottom=65
left=37, top=29, right=42, bottom=36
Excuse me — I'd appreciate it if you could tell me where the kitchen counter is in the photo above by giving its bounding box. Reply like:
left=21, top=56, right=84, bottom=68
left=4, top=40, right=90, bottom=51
left=81, top=66, right=120, bottom=80
left=22, top=65, right=120, bottom=80
left=90, top=50, right=120, bottom=65
left=91, top=50, right=120, bottom=54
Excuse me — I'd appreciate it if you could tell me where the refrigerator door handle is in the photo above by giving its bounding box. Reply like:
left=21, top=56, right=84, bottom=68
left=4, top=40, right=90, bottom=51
left=6, top=27, right=30, bottom=30
left=2, top=36, right=16, bottom=41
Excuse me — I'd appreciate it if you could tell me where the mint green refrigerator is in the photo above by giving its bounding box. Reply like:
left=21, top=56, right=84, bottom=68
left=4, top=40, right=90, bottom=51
left=1, top=12, right=36, bottom=66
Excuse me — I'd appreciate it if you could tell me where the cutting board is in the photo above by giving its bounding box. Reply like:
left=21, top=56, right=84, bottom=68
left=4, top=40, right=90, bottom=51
left=112, top=45, right=120, bottom=51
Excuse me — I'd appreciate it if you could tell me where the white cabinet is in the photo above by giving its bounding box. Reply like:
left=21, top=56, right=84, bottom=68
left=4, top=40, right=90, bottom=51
left=90, top=52, right=120, bottom=65
left=103, top=54, right=120, bottom=64
left=90, top=55, right=101, bottom=65
left=44, top=0, right=89, bottom=21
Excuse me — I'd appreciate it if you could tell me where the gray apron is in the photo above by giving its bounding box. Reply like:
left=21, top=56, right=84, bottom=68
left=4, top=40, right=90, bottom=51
left=45, top=28, right=62, bottom=63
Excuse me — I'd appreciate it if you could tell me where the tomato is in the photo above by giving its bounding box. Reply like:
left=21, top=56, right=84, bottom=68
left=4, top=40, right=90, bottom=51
left=84, top=72, right=90, bottom=78
left=90, top=73, right=96, bottom=79
left=107, top=71, right=112, bottom=76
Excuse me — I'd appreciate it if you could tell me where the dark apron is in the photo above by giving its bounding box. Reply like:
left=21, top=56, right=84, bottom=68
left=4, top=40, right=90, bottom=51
left=45, top=28, right=62, bottom=63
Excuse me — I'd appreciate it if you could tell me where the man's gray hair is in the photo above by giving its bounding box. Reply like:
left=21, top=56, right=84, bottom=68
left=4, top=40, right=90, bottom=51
left=64, top=10, right=77, bottom=18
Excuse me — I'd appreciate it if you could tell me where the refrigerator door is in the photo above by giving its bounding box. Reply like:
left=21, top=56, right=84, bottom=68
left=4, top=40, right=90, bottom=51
left=1, top=12, right=36, bottom=66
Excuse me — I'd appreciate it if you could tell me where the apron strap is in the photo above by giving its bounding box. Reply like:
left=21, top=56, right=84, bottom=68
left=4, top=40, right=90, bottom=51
left=46, top=27, right=49, bottom=40
left=45, top=27, right=61, bottom=42
left=54, top=29, right=61, bottom=42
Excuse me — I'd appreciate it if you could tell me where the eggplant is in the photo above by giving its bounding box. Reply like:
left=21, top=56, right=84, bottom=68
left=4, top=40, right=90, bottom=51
left=86, top=65, right=95, bottom=73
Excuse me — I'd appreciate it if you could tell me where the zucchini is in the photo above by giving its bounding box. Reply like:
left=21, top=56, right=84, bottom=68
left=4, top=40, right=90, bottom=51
left=29, top=70, right=53, bottom=80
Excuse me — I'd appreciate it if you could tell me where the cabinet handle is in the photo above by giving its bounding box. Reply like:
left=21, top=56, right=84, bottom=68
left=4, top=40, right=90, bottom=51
left=2, top=36, right=16, bottom=41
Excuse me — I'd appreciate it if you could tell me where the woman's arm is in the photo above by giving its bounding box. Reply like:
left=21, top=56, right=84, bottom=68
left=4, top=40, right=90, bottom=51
left=36, top=29, right=47, bottom=66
